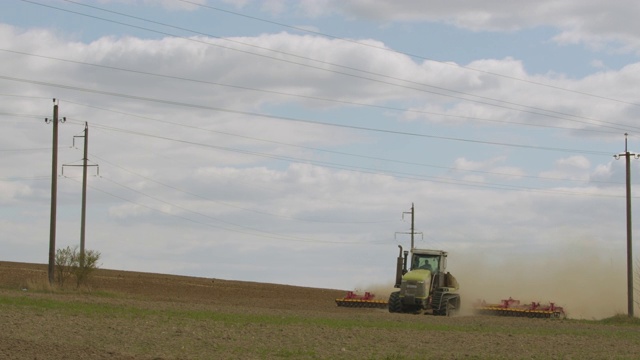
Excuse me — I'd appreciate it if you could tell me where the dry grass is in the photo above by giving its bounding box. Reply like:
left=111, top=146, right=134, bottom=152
left=21, top=276, right=53, bottom=293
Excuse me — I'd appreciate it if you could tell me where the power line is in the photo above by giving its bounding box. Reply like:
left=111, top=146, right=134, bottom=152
left=62, top=102, right=632, bottom=187
left=0, top=100, right=615, bottom=192
left=177, top=0, right=640, bottom=109
left=0, top=175, right=50, bottom=181
left=23, top=0, right=635, bottom=131
left=91, top=154, right=394, bottom=224
left=0, top=96, right=628, bottom=194
left=0, top=75, right=615, bottom=156
left=0, top=147, right=51, bottom=152
left=0, top=48, right=626, bottom=135
left=87, top=114, right=622, bottom=187
left=2, top=95, right=626, bottom=195
left=0, top=93, right=52, bottom=100
left=84, top=121, right=628, bottom=198
left=47, top=100, right=620, bottom=185
left=66, top=175, right=388, bottom=245
left=60, top=0, right=640, bottom=121
left=2, top=110, right=632, bottom=197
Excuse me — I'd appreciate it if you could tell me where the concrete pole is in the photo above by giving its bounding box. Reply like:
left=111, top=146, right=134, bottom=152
left=625, top=149, right=634, bottom=317
left=80, top=122, right=88, bottom=267
left=615, top=133, right=637, bottom=317
left=47, top=100, right=61, bottom=285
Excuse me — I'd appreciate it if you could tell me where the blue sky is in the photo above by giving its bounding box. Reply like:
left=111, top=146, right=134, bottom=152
left=2, top=0, right=640, bottom=319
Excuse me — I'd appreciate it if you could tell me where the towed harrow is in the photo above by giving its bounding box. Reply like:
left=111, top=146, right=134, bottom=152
left=474, top=297, right=566, bottom=319
left=335, top=291, right=388, bottom=309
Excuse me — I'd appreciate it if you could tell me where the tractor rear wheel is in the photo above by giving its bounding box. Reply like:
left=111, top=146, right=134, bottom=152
left=435, top=294, right=460, bottom=316
left=388, top=291, right=402, bottom=313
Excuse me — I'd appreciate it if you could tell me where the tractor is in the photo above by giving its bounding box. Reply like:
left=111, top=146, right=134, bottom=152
left=388, top=245, right=460, bottom=316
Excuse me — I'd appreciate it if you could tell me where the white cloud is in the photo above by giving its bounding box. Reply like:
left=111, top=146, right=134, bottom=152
left=539, top=156, right=591, bottom=181
left=3, top=23, right=637, bottom=135
left=450, top=156, right=524, bottom=182
left=590, top=59, right=606, bottom=69
left=0, top=182, right=32, bottom=203
left=557, top=155, right=590, bottom=170
left=108, top=203, right=151, bottom=219
left=304, top=0, right=640, bottom=53
left=97, top=0, right=206, bottom=11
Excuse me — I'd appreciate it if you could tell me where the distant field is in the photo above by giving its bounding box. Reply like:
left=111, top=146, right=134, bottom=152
left=1, top=261, right=639, bottom=359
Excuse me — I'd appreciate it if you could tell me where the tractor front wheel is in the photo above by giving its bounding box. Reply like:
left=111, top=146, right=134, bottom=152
left=388, top=291, right=402, bottom=313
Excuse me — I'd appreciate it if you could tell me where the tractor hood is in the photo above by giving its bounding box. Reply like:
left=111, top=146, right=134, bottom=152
left=403, top=269, right=431, bottom=282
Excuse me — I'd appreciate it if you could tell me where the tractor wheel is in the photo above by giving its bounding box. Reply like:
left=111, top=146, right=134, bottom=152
left=388, top=291, right=402, bottom=313
left=444, top=302, right=455, bottom=317
left=436, top=295, right=460, bottom=316
left=445, top=296, right=461, bottom=317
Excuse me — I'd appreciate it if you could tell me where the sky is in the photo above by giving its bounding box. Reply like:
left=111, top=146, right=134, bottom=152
left=2, top=0, right=640, bottom=318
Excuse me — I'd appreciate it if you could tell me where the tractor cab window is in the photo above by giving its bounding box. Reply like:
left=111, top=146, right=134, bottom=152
left=411, top=254, right=440, bottom=273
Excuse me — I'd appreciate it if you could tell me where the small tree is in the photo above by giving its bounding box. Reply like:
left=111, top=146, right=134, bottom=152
left=54, top=246, right=75, bottom=287
left=55, top=246, right=101, bottom=289
left=71, top=249, right=101, bottom=288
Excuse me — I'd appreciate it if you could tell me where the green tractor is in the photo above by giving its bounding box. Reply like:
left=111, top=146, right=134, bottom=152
left=388, top=246, right=460, bottom=316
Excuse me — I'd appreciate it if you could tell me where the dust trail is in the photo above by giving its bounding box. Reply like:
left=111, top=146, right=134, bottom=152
left=356, top=240, right=629, bottom=319
left=452, top=243, right=627, bottom=320
left=350, top=284, right=396, bottom=300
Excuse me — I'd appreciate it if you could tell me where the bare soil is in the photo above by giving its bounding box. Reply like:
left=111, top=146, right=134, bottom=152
left=1, top=261, right=639, bottom=359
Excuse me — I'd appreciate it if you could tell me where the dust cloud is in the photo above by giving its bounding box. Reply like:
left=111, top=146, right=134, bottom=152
left=357, top=241, right=630, bottom=320
left=345, top=282, right=396, bottom=303
left=354, top=284, right=396, bottom=300
left=452, top=244, right=627, bottom=320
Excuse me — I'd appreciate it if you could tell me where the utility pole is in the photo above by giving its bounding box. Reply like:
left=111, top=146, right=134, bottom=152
left=614, top=133, right=639, bottom=317
left=79, top=122, right=89, bottom=266
left=45, top=99, right=65, bottom=285
left=63, top=122, right=98, bottom=268
left=396, top=203, right=422, bottom=250
left=409, top=203, right=415, bottom=250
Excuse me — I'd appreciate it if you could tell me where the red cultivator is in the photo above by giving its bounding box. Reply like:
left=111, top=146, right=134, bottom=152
left=335, top=291, right=388, bottom=309
left=474, top=297, right=566, bottom=319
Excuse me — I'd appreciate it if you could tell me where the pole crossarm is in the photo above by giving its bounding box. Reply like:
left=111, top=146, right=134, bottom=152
left=62, top=163, right=99, bottom=175
left=614, top=153, right=640, bottom=160
left=395, top=231, right=423, bottom=238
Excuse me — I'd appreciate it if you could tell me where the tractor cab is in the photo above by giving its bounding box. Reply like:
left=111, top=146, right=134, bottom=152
left=394, top=247, right=450, bottom=289
left=410, top=250, right=446, bottom=273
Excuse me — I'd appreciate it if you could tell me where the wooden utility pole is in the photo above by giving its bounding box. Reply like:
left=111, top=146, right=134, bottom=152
left=79, top=122, right=89, bottom=266
left=410, top=203, right=415, bottom=250
left=64, top=122, right=98, bottom=267
left=615, top=133, right=639, bottom=317
left=397, top=203, right=422, bottom=250
left=46, top=99, right=65, bottom=285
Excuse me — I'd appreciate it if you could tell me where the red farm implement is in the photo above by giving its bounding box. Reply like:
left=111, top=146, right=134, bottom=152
left=335, top=291, right=388, bottom=309
left=474, top=297, right=566, bottom=319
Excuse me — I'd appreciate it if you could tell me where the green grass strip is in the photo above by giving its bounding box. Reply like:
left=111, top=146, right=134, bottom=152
left=1, top=292, right=638, bottom=339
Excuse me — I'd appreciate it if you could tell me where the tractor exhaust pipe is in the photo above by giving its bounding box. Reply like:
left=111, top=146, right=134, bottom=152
left=395, top=246, right=409, bottom=288
left=395, top=245, right=404, bottom=288
left=403, top=250, right=409, bottom=274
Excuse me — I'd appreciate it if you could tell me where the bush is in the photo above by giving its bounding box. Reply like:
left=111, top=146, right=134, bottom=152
left=55, top=246, right=74, bottom=287
left=55, top=246, right=101, bottom=289
left=73, top=249, right=101, bottom=288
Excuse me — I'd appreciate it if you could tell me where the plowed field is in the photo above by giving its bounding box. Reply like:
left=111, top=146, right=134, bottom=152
left=1, top=261, right=639, bottom=359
